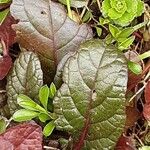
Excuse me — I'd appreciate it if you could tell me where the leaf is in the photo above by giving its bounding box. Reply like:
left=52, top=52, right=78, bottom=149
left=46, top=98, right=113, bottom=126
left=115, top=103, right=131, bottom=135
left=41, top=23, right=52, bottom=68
left=0, top=122, right=43, bottom=150
left=127, top=61, right=142, bottom=75
left=6, top=52, right=43, bottom=114
left=13, top=109, right=39, bottom=122
left=0, top=8, right=9, bottom=25
left=0, top=15, right=16, bottom=80
left=49, top=82, right=57, bottom=99
left=118, top=36, right=135, bottom=50
left=143, top=81, right=150, bottom=121
left=17, top=94, right=47, bottom=113
left=139, top=146, right=150, bottom=150
left=0, top=117, right=6, bottom=134
left=109, top=24, right=120, bottom=38
left=116, top=27, right=134, bottom=39
left=0, top=0, right=11, bottom=4
left=43, top=121, right=55, bottom=137
left=10, top=0, right=93, bottom=83
left=0, top=55, right=12, bottom=80
left=39, top=85, right=49, bottom=110
left=54, top=40, right=128, bottom=149
left=38, top=113, right=51, bottom=122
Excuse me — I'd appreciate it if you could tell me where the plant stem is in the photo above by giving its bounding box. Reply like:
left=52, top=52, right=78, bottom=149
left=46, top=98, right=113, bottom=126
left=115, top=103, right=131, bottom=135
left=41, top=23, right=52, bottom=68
left=133, top=21, right=148, bottom=31
left=66, top=0, right=73, bottom=19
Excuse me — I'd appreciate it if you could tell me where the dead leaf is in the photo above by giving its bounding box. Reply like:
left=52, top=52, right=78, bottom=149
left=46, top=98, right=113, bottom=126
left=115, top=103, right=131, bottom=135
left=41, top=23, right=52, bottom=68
left=0, top=122, right=43, bottom=150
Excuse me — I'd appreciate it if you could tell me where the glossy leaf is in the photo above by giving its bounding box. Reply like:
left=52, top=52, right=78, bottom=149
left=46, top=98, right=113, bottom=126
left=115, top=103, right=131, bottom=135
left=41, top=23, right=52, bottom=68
left=0, top=122, right=42, bottom=150
left=6, top=52, right=43, bottom=114
left=54, top=40, right=128, bottom=149
left=39, top=85, right=49, bottom=110
left=10, top=0, right=93, bottom=83
left=13, top=109, right=39, bottom=122
left=43, top=121, right=55, bottom=137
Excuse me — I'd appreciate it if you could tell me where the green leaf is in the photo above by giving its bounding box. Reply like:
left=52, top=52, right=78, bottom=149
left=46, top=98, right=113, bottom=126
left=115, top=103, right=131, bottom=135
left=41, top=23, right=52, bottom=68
left=109, top=24, right=120, bottom=38
left=118, top=36, right=135, bottom=50
left=139, top=50, right=150, bottom=60
left=49, top=83, right=57, bottom=99
left=54, top=39, right=128, bottom=149
left=10, top=0, right=92, bottom=83
left=12, top=109, right=39, bottom=122
left=105, top=34, right=114, bottom=44
left=7, top=52, right=43, bottom=114
left=128, top=61, right=142, bottom=75
left=43, top=121, right=55, bottom=137
left=99, top=17, right=110, bottom=25
left=17, top=94, right=47, bottom=113
left=39, top=85, right=49, bottom=110
left=82, top=10, right=92, bottom=23
left=0, top=8, right=9, bottom=25
left=95, top=27, right=102, bottom=37
left=0, top=0, right=11, bottom=4
left=0, top=117, right=6, bottom=134
left=139, top=146, right=150, bottom=150
left=116, top=27, right=134, bottom=39
left=38, top=113, right=51, bottom=122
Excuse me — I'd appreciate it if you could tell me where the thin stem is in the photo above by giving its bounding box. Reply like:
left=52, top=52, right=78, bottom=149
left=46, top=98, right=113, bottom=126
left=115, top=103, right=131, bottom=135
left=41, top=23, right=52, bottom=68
left=96, top=0, right=101, bottom=13
left=66, top=0, right=73, bottom=19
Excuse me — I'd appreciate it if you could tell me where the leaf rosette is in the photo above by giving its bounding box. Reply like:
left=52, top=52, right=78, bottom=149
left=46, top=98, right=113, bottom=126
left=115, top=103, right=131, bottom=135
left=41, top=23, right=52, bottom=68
left=102, top=0, right=144, bottom=26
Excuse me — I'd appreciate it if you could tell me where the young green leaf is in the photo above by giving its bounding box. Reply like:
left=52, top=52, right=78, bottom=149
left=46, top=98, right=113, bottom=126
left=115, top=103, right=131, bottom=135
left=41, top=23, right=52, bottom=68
left=12, top=109, right=39, bottom=122
left=105, top=34, right=114, bottom=44
left=116, top=27, right=134, bottom=39
left=38, top=113, right=51, bottom=122
left=0, top=8, right=9, bottom=25
left=82, top=11, right=92, bottom=23
left=139, top=50, right=150, bottom=60
left=109, top=24, right=120, bottom=38
left=17, top=94, right=47, bottom=114
left=99, top=17, right=110, bottom=26
left=128, top=61, right=142, bottom=75
left=118, top=36, right=135, bottom=50
left=0, top=0, right=11, bottom=4
left=95, top=27, right=102, bottom=37
left=49, top=83, right=57, bottom=99
left=0, top=117, right=6, bottom=134
left=43, top=121, right=55, bottom=137
left=39, top=85, right=49, bottom=110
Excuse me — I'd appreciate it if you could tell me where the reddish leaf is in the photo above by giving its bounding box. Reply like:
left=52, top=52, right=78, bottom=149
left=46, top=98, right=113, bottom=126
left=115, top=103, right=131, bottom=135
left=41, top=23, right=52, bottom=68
left=143, top=81, right=150, bottom=120
left=145, top=80, right=150, bottom=104
left=115, top=135, right=136, bottom=150
left=0, top=14, right=16, bottom=50
left=0, top=55, right=12, bottom=80
left=0, top=14, right=17, bottom=80
left=0, top=122, right=43, bottom=150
